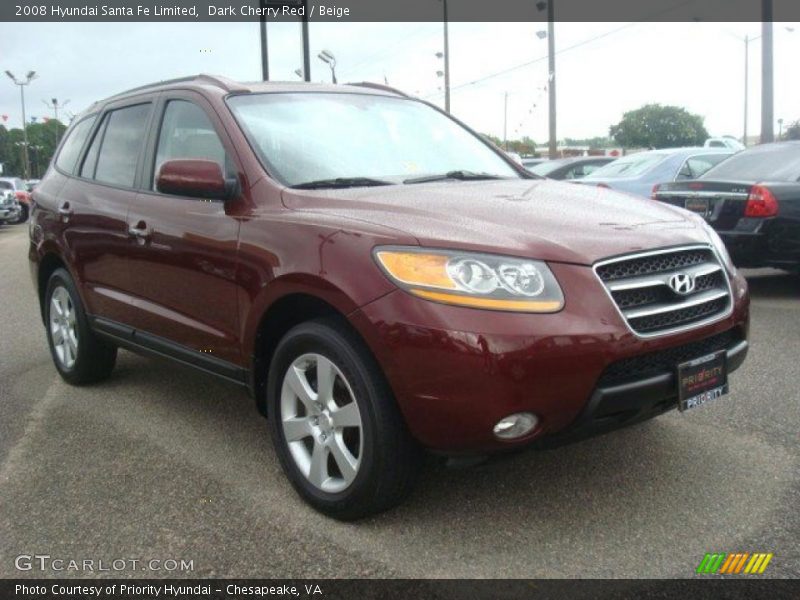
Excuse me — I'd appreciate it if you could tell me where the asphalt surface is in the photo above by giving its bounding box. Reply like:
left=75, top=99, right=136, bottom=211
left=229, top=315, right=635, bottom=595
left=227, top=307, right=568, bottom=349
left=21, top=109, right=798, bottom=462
left=0, top=223, right=798, bottom=579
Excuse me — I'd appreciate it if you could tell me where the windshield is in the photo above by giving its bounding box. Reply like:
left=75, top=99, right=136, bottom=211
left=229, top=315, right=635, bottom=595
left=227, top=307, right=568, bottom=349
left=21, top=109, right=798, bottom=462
left=700, top=144, right=800, bottom=181
left=0, top=182, right=12, bottom=190
left=227, top=93, right=520, bottom=187
left=586, top=152, right=667, bottom=179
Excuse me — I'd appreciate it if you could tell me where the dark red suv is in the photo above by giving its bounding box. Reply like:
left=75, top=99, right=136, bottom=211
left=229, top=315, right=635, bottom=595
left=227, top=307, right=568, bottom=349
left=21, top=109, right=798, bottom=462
left=30, top=75, right=750, bottom=519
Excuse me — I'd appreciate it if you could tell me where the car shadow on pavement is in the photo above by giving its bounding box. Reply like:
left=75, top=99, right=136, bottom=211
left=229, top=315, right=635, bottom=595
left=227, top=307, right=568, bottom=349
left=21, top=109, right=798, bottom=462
left=39, top=346, right=789, bottom=578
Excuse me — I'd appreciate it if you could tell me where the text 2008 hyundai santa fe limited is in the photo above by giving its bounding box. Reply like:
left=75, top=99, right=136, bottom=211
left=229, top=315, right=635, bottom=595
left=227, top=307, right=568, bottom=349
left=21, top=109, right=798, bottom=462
left=29, top=76, right=750, bottom=519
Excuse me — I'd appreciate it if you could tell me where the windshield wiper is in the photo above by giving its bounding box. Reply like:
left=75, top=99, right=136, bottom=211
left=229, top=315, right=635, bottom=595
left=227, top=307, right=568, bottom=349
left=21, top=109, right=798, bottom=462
left=403, top=170, right=504, bottom=184
left=291, top=177, right=393, bottom=190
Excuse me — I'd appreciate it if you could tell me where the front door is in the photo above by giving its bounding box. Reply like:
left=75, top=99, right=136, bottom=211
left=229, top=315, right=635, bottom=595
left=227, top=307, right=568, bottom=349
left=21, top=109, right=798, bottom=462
left=124, top=93, right=242, bottom=366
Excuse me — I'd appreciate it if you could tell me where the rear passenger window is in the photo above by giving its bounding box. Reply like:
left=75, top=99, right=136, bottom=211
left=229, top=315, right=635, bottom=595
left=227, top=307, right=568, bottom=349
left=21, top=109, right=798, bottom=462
left=55, top=115, right=97, bottom=173
left=153, top=100, right=229, bottom=188
left=91, top=104, right=151, bottom=187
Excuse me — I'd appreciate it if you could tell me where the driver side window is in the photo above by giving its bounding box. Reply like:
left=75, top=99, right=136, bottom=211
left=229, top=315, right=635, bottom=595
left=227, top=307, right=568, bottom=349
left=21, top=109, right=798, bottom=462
left=154, top=100, right=232, bottom=190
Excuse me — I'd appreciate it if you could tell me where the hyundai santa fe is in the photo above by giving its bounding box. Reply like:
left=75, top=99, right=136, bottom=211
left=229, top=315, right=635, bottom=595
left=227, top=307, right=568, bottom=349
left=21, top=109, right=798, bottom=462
left=29, top=75, right=750, bottom=519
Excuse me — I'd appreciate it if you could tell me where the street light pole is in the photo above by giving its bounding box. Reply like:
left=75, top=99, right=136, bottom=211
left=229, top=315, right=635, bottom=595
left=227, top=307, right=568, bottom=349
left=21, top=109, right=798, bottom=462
left=5, top=70, right=37, bottom=179
left=317, top=50, right=337, bottom=84
left=43, top=98, right=70, bottom=145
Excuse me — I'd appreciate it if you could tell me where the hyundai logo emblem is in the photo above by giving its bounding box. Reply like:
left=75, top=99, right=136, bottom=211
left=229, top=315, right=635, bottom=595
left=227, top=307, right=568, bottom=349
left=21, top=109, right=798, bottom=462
left=668, top=272, right=695, bottom=295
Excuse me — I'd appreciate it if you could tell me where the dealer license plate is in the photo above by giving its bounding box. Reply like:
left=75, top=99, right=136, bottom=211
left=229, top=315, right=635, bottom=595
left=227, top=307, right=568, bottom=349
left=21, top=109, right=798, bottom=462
left=684, top=197, right=710, bottom=217
left=677, top=351, right=728, bottom=412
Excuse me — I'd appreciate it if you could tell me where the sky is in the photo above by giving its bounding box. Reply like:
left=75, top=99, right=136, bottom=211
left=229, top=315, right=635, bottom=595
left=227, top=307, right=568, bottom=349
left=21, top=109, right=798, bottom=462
left=1, top=20, right=798, bottom=144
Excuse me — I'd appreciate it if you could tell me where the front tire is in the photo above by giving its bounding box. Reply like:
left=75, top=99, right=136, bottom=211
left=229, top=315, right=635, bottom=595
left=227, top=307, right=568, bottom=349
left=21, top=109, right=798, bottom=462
left=44, top=268, right=117, bottom=384
left=267, top=318, right=419, bottom=520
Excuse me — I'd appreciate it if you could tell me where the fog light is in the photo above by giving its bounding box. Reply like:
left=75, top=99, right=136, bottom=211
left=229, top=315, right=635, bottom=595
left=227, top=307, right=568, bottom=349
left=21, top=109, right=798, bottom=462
left=493, top=412, right=538, bottom=440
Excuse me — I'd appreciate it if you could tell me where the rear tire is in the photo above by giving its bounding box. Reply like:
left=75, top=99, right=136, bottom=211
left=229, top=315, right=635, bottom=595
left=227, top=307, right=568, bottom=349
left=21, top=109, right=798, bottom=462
left=44, top=268, right=117, bottom=385
left=267, top=318, right=420, bottom=520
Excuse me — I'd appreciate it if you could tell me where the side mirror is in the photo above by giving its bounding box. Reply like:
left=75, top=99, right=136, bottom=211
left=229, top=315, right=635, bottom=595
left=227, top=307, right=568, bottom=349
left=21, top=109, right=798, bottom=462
left=156, top=159, right=236, bottom=201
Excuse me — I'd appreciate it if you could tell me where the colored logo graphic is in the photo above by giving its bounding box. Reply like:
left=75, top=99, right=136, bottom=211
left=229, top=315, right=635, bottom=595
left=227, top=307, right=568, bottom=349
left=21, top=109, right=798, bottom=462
left=696, top=552, right=774, bottom=574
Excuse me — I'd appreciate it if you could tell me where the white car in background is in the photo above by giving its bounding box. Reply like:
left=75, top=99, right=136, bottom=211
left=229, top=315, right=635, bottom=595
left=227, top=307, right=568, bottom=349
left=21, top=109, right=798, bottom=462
left=704, top=136, right=746, bottom=151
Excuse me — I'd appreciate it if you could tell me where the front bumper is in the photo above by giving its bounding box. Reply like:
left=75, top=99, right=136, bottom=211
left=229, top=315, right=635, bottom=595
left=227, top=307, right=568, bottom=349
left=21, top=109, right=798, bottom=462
left=351, top=263, right=750, bottom=453
left=0, top=205, right=21, bottom=223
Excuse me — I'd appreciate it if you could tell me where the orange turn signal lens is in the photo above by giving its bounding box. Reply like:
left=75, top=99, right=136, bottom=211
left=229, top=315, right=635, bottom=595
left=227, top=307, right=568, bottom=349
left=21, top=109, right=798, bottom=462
left=375, top=251, right=457, bottom=290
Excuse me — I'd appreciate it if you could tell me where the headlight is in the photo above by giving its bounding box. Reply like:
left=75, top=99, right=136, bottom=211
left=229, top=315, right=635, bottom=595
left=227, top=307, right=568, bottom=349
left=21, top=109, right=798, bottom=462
left=374, top=246, right=564, bottom=312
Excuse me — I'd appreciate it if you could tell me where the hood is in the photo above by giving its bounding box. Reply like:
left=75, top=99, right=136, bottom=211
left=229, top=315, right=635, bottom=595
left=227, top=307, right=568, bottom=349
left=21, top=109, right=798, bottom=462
left=282, top=178, right=710, bottom=265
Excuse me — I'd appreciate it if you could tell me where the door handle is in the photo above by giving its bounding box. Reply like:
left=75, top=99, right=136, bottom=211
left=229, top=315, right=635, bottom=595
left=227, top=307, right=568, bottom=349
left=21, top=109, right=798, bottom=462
left=128, top=221, right=151, bottom=243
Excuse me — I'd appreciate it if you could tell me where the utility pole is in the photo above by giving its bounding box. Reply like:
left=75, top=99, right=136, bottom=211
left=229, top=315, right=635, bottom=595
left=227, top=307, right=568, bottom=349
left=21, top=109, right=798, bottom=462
left=259, top=0, right=269, bottom=81
left=442, top=0, right=451, bottom=113
left=503, top=92, right=508, bottom=150
left=5, top=70, right=37, bottom=179
left=301, top=0, right=311, bottom=82
left=761, top=0, right=774, bottom=143
left=546, top=1, right=557, bottom=159
left=743, top=35, right=749, bottom=145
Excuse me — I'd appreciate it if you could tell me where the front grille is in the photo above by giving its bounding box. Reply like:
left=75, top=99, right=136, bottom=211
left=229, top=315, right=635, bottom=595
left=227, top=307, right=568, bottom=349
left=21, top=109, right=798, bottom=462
left=595, top=246, right=732, bottom=336
left=598, top=329, right=740, bottom=387
left=596, top=249, right=707, bottom=281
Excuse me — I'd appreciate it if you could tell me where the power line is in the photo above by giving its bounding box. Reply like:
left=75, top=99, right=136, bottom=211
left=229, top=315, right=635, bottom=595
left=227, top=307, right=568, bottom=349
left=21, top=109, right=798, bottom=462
left=420, top=0, right=701, bottom=101
left=423, top=21, right=638, bottom=100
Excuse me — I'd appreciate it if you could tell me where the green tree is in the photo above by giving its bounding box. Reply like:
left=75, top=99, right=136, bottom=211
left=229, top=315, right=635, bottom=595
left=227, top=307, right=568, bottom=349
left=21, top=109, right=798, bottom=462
left=609, top=104, right=709, bottom=149
left=0, top=119, right=67, bottom=178
left=480, top=133, right=537, bottom=156
left=563, top=136, right=616, bottom=149
left=783, top=119, right=800, bottom=141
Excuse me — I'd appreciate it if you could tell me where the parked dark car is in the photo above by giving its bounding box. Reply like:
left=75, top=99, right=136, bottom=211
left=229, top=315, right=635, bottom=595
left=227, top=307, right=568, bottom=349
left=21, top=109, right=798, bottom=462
left=528, top=156, right=614, bottom=180
left=30, top=75, right=749, bottom=519
left=653, top=142, right=800, bottom=271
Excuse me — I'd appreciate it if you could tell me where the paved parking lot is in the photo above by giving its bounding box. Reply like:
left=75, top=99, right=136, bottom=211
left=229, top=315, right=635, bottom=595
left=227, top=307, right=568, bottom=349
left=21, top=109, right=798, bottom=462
left=0, top=224, right=797, bottom=579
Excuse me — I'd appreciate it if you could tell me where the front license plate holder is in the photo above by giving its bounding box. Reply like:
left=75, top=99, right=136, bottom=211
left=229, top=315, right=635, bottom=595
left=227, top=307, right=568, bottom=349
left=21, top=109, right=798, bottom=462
left=677, top=351, right=729, bottom=412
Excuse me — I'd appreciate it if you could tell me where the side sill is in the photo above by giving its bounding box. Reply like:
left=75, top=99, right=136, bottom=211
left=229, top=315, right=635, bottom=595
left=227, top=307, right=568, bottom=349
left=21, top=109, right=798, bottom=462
left=90, top=316, right=249, bottom=388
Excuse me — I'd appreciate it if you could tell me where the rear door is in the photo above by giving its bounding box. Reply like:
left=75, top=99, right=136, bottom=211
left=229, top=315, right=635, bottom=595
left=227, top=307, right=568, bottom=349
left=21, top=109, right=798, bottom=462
left=56, top=100, right=155, bottom=324
left=124, top=91, right=243, bottom=366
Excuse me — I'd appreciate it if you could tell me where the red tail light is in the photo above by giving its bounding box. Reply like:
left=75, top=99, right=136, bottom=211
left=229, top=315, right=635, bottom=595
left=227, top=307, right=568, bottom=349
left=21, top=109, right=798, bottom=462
left=745, top=184, right=779, bottom=217
left=596, top=183, right=610, bottom=189
left=651, top=184, right=661, bottom=199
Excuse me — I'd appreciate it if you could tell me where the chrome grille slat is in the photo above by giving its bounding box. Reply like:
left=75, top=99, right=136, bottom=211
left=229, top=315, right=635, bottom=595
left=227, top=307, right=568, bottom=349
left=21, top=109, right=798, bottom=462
left=624, top=289, right=729, bottom=319
left=607, top=263, right=722, bottom=292
left=594, top=245, right=733, bottom=337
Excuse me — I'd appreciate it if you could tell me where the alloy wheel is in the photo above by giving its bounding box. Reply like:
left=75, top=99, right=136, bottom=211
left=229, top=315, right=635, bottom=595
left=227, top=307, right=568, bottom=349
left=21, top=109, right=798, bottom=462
left=280, top=353, right=363, bottom=493
left=49, top=286, right=78, bottom=369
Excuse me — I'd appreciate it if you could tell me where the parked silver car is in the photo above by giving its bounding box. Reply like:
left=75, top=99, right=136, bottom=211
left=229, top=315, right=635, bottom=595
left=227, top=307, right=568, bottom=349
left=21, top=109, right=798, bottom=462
left=579, top=147, right=735, bottom=198
left=0, top=181, right=22, bottom=225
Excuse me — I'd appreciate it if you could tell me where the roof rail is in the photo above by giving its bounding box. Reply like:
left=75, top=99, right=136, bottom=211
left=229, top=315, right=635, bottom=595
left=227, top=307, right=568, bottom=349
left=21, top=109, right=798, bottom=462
left=100, top=74, right=246, bottom=103
left=345, top=82, right=410, bottom=97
